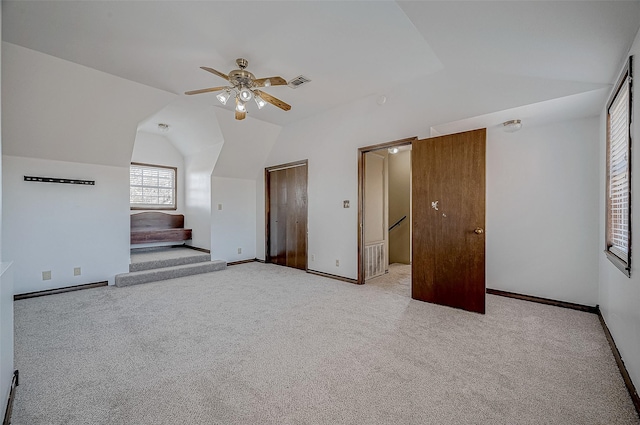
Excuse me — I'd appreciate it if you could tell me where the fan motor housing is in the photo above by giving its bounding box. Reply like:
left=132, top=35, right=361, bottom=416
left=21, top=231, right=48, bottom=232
left=229, top=69, right=255, bottom=87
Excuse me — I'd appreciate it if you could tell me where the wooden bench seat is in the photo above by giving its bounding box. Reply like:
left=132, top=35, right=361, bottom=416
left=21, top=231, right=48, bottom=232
left=130, top=212, right=192, bottom=245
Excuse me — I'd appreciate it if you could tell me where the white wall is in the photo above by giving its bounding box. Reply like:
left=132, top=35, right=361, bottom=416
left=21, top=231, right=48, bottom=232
left=599, top=28, right=640, bottom=394
left=2, top=156, right=130, bottom=293
left=131, top=131, right=186, bottom=215
left=486, top=117, right=600, bottom=306
left=364, top=152, right=385, bottom=244
left=213, top=110, right=281, bottom=180
left=0, top=3, right=13, bottom=418
left=209, top=112, right=281, bottom=261
left=388, top=150, right=411, bottom=264
left=211, top=177, right=257, bottom=262
left=184, top=147, right=221, bottom=251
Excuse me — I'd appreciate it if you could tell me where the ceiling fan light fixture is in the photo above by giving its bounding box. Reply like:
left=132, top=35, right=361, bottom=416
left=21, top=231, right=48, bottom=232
left=254, top=94, right=267, bottom=109
left=216, top=90, right=231, bottom=105
left=186, top=59, right=293, bottom=120
left=239, top=87, right=253, bottom=102
left=503, top=119, right=522, bottom=133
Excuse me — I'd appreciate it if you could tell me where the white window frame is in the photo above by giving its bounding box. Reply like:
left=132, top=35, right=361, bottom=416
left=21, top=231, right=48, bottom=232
left=130, top=162, right=177, bottom=210
left=605, top=56, right=633, bottom=277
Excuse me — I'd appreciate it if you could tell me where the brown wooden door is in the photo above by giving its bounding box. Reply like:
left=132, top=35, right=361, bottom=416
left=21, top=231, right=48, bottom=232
left=412, top=129, right=486, bottom=314
left=267, top=162, right=308, bottom=270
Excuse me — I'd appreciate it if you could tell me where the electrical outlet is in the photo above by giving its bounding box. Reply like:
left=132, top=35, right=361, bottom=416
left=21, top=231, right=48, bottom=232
left=336, top=260, right=339, bottom=267
left=343, top=200, right=350, bottom=208
left=237, top=248, right=242, bottom=254
left=218, top=203, right=223, bottom=211
left=74, top=267, right=81, bottom=276
left=42, top=271, right=51, bottom=281
left=311, top=254, right=315, bottom=261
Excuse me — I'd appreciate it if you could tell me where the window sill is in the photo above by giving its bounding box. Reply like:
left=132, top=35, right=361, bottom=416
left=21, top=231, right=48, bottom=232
left=131, top=206, right=177, bottom=211
left=604, top=250, right=631, bottom=277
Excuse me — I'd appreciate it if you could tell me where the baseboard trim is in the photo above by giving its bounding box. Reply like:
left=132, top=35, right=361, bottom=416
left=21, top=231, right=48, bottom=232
left=14, top=281, right=108, bottom=300
left=227, top=259, right=257, bottom=266
left=183, top=245, right=210, bottom=254
left=307, top=269, right=358, bottom=284
left=486, top=288, right=598, bottom=313
left=255, top=258, right=266, bottom=263
left=3, top=370, right=19, bottom=425
left=597, top=308, right=640, bottom=417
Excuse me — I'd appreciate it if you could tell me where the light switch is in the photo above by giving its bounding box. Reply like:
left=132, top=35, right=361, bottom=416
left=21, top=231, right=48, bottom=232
left=343, top=200, right=350, bottom=208
left=217, top=204, right=223, bottom=211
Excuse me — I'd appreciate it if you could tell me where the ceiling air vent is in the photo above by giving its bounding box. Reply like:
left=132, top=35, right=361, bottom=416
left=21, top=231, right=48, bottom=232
left=288, top=75, right=311, bottom=89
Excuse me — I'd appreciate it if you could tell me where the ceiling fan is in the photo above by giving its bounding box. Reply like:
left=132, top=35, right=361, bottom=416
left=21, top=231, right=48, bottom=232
left=185, top=58, right=291, bottom=120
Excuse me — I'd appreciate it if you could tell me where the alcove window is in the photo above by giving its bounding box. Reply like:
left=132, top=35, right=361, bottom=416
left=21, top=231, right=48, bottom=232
left=130, top=162, right=177, bottom=210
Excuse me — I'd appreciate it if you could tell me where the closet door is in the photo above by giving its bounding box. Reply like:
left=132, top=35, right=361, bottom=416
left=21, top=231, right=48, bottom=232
left=266, top=161, right=308, bottom=270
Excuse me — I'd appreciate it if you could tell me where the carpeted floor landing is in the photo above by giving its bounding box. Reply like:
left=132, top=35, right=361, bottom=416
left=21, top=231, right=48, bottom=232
left=366, top=263, right=411, bottom=296
left=12, top=262, right=640, bottom=424
left=129, top=246, right=206, bottom=264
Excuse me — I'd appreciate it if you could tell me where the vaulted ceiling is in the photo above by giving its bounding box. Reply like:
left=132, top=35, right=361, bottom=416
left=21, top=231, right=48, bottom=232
left=4, top=1, right=639, bottom=128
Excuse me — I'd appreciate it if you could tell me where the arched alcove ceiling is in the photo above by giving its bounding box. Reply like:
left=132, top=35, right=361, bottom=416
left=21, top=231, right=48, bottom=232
left=137, top=98, right=282, bottom=180
left=137, top=98, right=225, bottom=158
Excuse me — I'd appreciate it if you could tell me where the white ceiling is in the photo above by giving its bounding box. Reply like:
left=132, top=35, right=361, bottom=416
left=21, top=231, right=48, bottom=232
left=4, top=1, right=639, bottom=129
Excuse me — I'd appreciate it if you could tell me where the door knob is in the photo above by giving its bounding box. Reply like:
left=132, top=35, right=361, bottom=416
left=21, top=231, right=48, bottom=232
left=474, top=227, right=484, bottom=235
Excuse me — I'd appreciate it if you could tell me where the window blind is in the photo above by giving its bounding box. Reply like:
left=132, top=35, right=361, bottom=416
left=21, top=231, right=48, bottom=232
left=130, top=163, right=176, bottom=209
left=607, top=73, right=631, bottom=263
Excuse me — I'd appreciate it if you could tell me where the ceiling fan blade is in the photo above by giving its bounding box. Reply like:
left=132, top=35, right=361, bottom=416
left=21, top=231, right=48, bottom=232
left=235, top=97, right=246, bottom=120
left=255, top=90, right=291, bottom=111
left=184, top=86, right=227, bottom=95
left=200, top=66, right=229, bottom=81
left=253, top=76, right=287, bottom=87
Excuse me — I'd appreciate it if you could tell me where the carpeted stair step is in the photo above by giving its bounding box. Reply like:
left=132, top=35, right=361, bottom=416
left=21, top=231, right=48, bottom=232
left=129, top=253, right=211, bottom=272
left=116, top=260, right=226, bottom=287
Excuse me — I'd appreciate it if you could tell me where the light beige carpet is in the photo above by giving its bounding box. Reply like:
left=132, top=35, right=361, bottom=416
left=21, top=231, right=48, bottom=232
left=366, top=263, right=411, bottom=296
left=12, top=262, right=639, bottom=424
left=130, top=246, right=206, bottom=264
